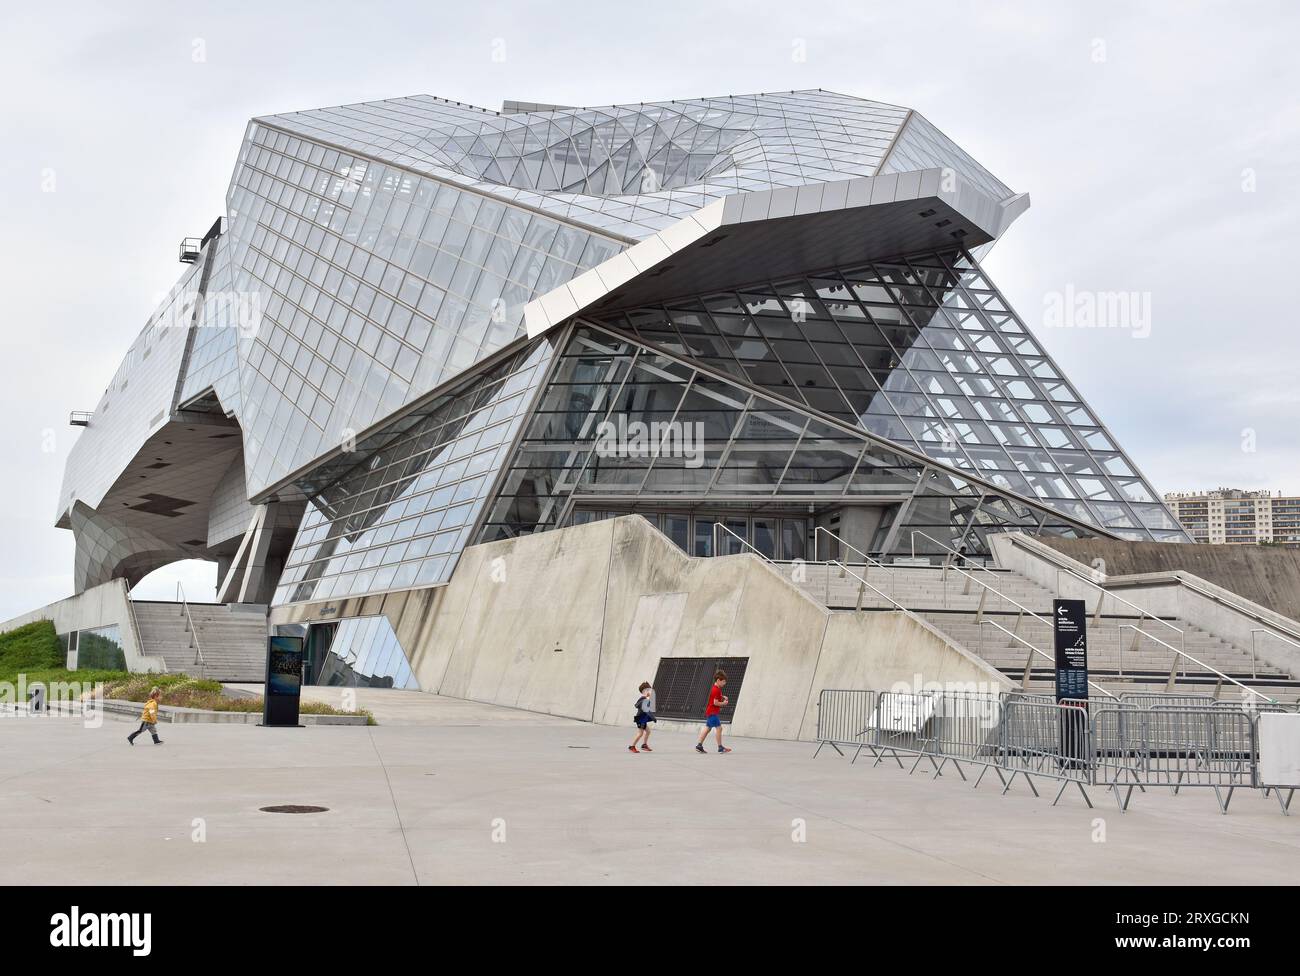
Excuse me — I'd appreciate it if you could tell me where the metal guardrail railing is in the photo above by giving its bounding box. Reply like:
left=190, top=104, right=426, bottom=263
left=710, top=522, right=773, bottom=563
left=1132, top=568, right=1300, bottom=654
left=1113, top=624, right=1267, bottom=701
left=813, top=525, right=890, bottom=571
left=912, top=530, right=1271, bottom=703
left=976, top=617, right=1115, bottom=700
left=1252, top=628, right=1300, bottom=678
left=903, top=532, right=1117, bottom=700
left=827, top=560, right=908, bottom=613
left=123, top=580, right=149, bottom=672
left=708, top=523, right=1281, bottom=704
left=176, top=582, right=206, bottom=673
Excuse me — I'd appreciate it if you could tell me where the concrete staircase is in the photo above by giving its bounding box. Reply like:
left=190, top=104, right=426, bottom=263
left=789, top=562, right=1300, bottom=702
left=131, top=601, right=267, bottom=681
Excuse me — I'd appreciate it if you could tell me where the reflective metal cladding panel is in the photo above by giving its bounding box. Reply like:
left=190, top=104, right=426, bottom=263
left=61, top=87, right=1192, bottom=611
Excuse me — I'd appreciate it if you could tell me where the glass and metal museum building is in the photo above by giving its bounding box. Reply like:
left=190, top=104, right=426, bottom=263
left=54, top=90, right=1191, bottom=686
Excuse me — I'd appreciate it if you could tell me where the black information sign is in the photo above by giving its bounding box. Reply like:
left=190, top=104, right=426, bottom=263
left=1053, top=598, right=1089, bottom=767
left=262, top=635, right=304, bottom=727
left=1052, top=599, right=1089, bottom=703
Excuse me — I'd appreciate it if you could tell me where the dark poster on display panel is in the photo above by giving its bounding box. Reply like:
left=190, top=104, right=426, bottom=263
left=262, top=635, right=304, bottom=727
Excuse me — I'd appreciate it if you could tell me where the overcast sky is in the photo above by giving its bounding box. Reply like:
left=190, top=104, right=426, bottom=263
left=1, top=0, right=1296, bottom=620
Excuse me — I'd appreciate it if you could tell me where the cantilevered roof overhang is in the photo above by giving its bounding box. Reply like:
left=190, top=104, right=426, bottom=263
left=525, top=167, right=1029, bottom=336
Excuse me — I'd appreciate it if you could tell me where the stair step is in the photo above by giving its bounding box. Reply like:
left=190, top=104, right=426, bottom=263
left=790, top=558, right=1299, bottom=700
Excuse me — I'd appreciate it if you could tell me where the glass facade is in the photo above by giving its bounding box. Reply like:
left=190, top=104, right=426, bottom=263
left=74, top=624, right=128, bottom=671
left=478, top=325, right=1105, bottom=559
left=274, top=341, right=550, bottom=604
left=226, top=123, right=622, bottom=496
left=260, top=91, right=935, bottom=240
left=61, top=87, right=1189, bottom=623
left=308, top=615, right=417, bottom=689
left=593, top=247, right=1188, bottom=543
left=178, top=234, right=243, bottom=417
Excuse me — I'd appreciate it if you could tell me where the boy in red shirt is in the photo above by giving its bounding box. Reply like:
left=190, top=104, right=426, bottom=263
left=694, top=670, right=732, bottom=754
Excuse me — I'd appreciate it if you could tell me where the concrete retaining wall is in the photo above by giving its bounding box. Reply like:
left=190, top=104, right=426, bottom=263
left=273, top=515, right=1011, bottom=741
left=0, top=579, right=164, bottom=673
left=1038, top=536, right=1300, bottom=623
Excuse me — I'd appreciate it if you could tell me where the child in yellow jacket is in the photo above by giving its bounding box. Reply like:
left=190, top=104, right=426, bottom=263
left=127, top=687, right=164, bottom=745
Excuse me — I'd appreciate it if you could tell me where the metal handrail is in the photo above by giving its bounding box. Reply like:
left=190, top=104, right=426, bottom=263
left=912, top=530, right=1266, bottom=704
left=997, top=533, right=1185, bottom=644
left=909, top=529, right=1039, bottom=607
left=912, top=528, right=1185, bottom=645
left=908, top=531, right=1057, bottom=628
left=710, top=522, right=774, bottom=562
left=1118, top=624, right=1271, bottom=702
left=813, top=525, right=886, bottom=570
left=828, top=560, right=908, bottom=613
left=978, top=618, right=1117, bottom=700
left=814, top=525, right=897, bottom=600
left=123, top=579, right=148, bottom=673
left=1054, top=566, right=1184, bottom=645
left=826, top=552, right=1063, bottom=696
left=1088, top=558, right=1300, bottom=648
left=1251, top=629, right=1300, bottom=678
left=176, top=582, right=206, bottom=671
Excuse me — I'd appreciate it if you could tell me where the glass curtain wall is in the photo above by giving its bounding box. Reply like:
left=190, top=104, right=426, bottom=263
left=593, top=247, right=1187, bottom=542
left=478, top=325, right=1101, bottom=559
left=274, top=340, right=550, bottom=604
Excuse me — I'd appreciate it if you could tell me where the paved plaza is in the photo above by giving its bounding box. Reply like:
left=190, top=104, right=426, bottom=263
left=1, top=694, right=1297, bottom=885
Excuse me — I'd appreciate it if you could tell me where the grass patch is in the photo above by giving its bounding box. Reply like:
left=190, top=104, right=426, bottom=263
left=0, top=621, right=64, bottom=680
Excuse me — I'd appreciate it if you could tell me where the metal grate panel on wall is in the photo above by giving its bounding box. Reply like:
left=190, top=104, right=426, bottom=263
left=650, top=657, right=748, bottom=722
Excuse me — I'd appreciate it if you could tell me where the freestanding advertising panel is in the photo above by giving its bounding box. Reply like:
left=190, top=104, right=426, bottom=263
left=262, top=635, right=304, bottom=727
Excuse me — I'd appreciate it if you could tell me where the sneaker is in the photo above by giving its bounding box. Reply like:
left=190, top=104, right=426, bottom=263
left=153, top=740, right=164, bottom=745
left=695, top=743, right=706, bottom=753
left=717, top=746, right=732, bottom=754
left=628, top=745, right=639, bottom=753
left=640, top=745, right=653, bottom=752
left=126, top=736, right=134, bottom=746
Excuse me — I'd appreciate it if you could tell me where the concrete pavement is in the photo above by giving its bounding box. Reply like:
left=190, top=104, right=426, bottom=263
left=2, top=704, right=1298, bottom=885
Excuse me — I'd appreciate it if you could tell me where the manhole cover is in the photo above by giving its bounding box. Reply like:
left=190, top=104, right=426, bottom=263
left=259, top=804, right=329, bottom=814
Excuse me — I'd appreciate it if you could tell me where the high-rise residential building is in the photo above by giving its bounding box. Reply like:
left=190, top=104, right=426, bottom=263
left=53, top=90, right=1193, bottom=685
left=1164, top=489, right=1300, bottom=547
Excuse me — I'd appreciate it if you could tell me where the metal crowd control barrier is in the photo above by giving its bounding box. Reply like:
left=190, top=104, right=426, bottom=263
left=1093, top=705, right=1256, bottom=813
left=917, top=691, right=1006, bottom=779
left=1119, top=692, right=1215, bottom=709
left=813, top=689, right=878, bottom=758
left=814, top=688, right=1293, bottom=815
left=979, top=697, right=1094, bottom=806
